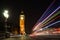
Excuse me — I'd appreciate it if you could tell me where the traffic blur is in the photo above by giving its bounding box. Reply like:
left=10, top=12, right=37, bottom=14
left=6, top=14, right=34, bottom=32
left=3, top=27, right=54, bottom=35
left=29, top=28, right=60, bottom=37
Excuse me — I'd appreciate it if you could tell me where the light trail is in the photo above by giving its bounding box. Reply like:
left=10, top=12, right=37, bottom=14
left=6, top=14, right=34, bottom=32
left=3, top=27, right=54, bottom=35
left=43, top=11, right=60, bottom=24
left=35, top=16, right=60, bottom=32
left=35, top=21, right=60, bottom=32
left=29, top=30, right=50, bottom=37
left=42, top=16, right=60, bottom=28
left=42, top=21, right=60, bottom=30
left=33, top=6, right=60, bottom=31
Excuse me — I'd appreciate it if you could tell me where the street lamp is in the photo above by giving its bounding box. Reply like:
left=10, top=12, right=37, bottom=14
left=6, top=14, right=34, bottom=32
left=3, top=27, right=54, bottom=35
left=3, top=10, right=9, bottom=37
left=3, top=10, right=9, bottom=22
left=3, top=10, right=9, bottom=19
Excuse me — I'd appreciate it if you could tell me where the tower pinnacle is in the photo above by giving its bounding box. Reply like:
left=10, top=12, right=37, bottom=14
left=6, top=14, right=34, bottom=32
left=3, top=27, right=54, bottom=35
left=21, top=11, right=24, bottom=14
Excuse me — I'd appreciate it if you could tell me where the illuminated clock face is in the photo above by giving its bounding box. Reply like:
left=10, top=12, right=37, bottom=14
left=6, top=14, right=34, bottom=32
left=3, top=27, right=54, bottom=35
left=20, top=15, right=24, bottom=20
left=21, top=17, right=24, bottom=19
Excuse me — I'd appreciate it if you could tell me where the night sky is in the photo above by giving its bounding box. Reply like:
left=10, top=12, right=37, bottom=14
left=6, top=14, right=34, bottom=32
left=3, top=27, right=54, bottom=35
left=0, top=0, right=54, bottom=34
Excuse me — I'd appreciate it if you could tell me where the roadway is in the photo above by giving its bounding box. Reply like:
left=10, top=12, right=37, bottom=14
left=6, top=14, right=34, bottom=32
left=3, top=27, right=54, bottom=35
left=2, top=35, right=60, bottom=40
left=2, top=35, right=33, bottom=40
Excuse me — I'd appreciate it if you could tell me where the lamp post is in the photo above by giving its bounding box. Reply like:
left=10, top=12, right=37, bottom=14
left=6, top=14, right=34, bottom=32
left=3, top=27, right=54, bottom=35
left=3, top=10, right=9, bottom=37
